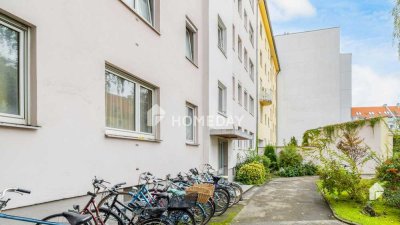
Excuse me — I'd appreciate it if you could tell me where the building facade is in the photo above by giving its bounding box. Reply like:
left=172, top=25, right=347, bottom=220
left=257, top=0, right=280, bottom=148
left=352, top=105, right=400, bottom=130
left=205, top=0, right=258, bottom=177
left=275, top=28, right=352, bottom=146
left=0, top=0, right=208, bottom=214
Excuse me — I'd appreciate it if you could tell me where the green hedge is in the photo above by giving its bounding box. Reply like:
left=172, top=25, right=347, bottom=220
left=394, top=135, right=400, bottom=154
left=236, top=162, right=267, bottom=185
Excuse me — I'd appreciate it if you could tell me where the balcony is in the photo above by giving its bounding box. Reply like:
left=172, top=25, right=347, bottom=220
left=260, top=88, right=272, bottom=106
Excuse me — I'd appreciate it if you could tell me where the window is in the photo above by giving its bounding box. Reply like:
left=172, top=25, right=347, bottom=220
left=260, top=22, right=263, bottom=37
left=238, top=83, right=242, bottom=105
left=232, top=77, right=235, bottom=100
left=249, top=96, right=254, bottom=115
left=244, top=10, right=248, bottom=30
left=249, top=0, right=255, bottom=12
left=186, top=18, right=197, bottom=64
left=249, top=132, right=254, bottom=148
left=238, top=36, right=242, bottom=61
left=260, top=51, right=263, bottom=65
left=232, top=25, right=236, bottom=51
left=105, top=66, right=157, bottom=138
left=249, top=23, right=254, bottom=46
left=244, top=48, right=248, bottom=70
left=249, top=59, right=254, bottom=81
left=186, top=103, right=197, bottom=144
left=123, top=0, right=155, bottom=26
left=244, top=91, right=248, bottom=110
left=218, top=82, right=227, bottom=114
left=0, top=15, right=30, bottom=125
left=218, top=17, right=227, bottom=54
left=238, top=0, right=243, bottom=17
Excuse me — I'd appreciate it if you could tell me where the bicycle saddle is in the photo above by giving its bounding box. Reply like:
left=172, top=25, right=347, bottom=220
left=62, top=212, right=92, bottom=225
left=143, top=207, right=167, bottom=217
left=152, top=192, right=169, bottom=198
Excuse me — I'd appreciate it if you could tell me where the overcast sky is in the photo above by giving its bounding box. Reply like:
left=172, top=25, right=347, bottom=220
left=267, top=0, right=400, bottom=107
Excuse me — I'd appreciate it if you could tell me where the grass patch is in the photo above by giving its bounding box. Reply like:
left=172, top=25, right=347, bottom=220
left=209, top=204, right=244, bottom=225
left=317, top=180, right=400, bottom=225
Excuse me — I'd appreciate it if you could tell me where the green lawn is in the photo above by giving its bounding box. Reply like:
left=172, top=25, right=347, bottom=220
left=316, top=181, right=400, bottom=225
left=209, top=204, right=244, bottom=225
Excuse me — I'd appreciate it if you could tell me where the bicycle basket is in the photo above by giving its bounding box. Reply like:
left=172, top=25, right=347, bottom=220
left=186, top=184, right=213, bottom=203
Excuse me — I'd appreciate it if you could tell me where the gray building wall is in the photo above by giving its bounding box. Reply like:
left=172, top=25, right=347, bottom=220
left=276, top=28, right=352, bottom=145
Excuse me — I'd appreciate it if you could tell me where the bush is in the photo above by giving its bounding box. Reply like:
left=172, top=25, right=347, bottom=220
left=288, top=136, right=298, bottom=146
left=264, top=145, right=278, bottom=170
left=319, top=160, right=366, bottom=202
left=236, top=150, right=271, bottom=172
left=279, top=145, right=303, bottom=168
left=394, top=135, right=400, bottom=154
left=376, top=157, right=400, bottom=188
left=278, top=162, right=318, bottom=177
left=236, top=162, right=267, bottom=185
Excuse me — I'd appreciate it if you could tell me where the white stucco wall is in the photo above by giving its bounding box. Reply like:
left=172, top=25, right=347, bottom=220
left=276, top=28, right=352, bottom=145
left=0, top=0, right=207, bottom=210
left=206, top=0, right=258, bottom=176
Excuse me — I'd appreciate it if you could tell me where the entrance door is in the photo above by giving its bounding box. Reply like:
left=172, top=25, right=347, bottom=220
left=218, top=140, right=228, bottom=175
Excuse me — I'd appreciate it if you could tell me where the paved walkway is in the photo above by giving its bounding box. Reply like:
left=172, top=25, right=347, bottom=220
left=232, top=176, right=345, bottom=225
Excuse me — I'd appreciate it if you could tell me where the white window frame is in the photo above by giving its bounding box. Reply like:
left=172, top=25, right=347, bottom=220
left=218, top=81, right=227, bottom=115
left=232, top=24, right=236, bottom=51
left=0, top=15, right=30, bottom=125
left=105, top=66, right=157, bottom=140
left=249, top=95, right=254, bottom=115
left=244, top=48, right=248, bottom=70
left=238, top=0, right=243, bottom=17
left=186, top=102, right=197, bottom=144
left=238, top=83, right=242, bottom=105
left=238, top=36, right=242, bottom=61
left=249, top=59, right=254, bottom=81
left=249, top=23, right=254, bottom=46
left=186, top=17, right=198, bottom=64
left=244, top=10, right=248, bottom=30
left=232, top=76, right=236, bottom=100
left=244, top=91, right=248, bottom=111
left=217, top=16, right=227, bottom=54
left=123, top=0, right=155, bottom=26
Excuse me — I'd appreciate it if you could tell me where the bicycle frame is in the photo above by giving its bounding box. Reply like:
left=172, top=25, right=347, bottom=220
left=80, top=194, right=105, bottom=225
left=0, top=213, right=62, bottom=225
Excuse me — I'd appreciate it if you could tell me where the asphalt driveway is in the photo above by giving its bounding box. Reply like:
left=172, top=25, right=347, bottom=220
left=232, top=176, right=345, bottom=225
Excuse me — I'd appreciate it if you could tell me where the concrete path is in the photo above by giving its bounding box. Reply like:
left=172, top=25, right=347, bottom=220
left=232, top=176, right=345, bottom=225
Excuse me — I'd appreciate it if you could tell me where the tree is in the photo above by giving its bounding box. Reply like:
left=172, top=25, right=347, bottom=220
left=336, top=130, right=369, bottom=166
left=394, top=0, right=400, bottom=57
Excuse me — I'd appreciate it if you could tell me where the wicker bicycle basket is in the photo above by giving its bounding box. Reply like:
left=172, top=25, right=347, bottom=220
left=186, top=183, right=215, bottom=203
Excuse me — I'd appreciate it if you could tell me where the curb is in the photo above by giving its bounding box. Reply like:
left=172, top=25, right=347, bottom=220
left=316, top=184, right=361, bottom=225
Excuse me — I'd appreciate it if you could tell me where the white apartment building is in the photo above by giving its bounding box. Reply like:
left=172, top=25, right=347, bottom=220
left=0, top=0, right=208, bottom=217
left=205, top=0, right=258, bottom=177
left=276, top=28, right=352, bottom=146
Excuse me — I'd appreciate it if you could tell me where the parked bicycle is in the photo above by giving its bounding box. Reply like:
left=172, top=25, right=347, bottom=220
left=0, top=188, right=91, bottom=225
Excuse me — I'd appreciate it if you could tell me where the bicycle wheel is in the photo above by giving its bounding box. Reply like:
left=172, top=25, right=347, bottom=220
left=213, top=188, right=230, bottom=216
left=92, top=207, right=124, bottom=225
left=168, top=208, right=195, bottom=225
left=223, top=185, right=237, bottom=207
left=230, top=183, right=243, bottom=203
left=200, top=199, right=215, bottom=224
left=138, top=217, right=174, bottom=225
left=38, top=213, right=92, bottom=225
left=190, top=203, right=205, bottom=225
left=98, top=191, right=133, bottom=208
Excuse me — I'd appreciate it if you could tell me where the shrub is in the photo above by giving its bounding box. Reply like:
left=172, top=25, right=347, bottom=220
left=278, top=162, right=318, bottom=177
left=376, top=157, right=400, bottom=188
left=236, top=162, right=267, bottom=185
left=236, top=150, right=271, bottom=172
left=383, top=189, right=400, bottom=207
left=393, top=135, right=400, bottom=154
left=288, top=136, right=298, bottom=146
left=264, top=145, right=278, bottom=170
left=319, top=160, right=366, bottom=202
left=279, top=145, right=303, bottom=168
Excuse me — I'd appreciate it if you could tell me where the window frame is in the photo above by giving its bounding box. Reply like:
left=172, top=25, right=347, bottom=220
left=237, top=36, right=242, bottom=62
left=238, top=83, right=243, bottom=105
left=218, top=81, right=227, bottom=115
left=238, top=0, right=243, bottom=18
left=0, top=15, right=30, bottom=125
left=244, top=10, right=248, bottom=30
left=244, top=48, right=248, bottom=71
left=249, top=59, right=254, bottom=81
left=249, top=95, right=254, bottom=115
left=120, top=0, right=160, bottom=32
left=105, top=65, right=158, bottom=140
left=232, top=24, right=236, bottom=51
left=249, top=23, right=254, bottom=46
left=185, top=102, right=198, bottom=145
left=185, top=17, right=198, bottom=65
left=217, top=16, right=227, bottom=55
left=232, top=76, right=236, bottom=101
left=244, top=90, right=248, bottom=111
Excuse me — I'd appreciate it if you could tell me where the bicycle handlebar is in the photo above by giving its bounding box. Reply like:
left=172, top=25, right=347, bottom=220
left=0, top=188, right=31, bottom=199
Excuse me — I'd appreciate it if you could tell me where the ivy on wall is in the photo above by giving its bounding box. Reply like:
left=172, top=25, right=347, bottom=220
left=394, top=134, right=400, bottom=154
left=302, top=117, right=384, bottom=147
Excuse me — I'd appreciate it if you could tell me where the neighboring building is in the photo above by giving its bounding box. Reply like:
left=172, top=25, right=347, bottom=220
left=0, top=0, right=207, bottom=214
left=275, top=28, right=352, bottom=145
left=205, top=0, right=258, bottom=177
left=352, top=105, right=400, bottom=130
left=257, top=0, right=280, bottom=148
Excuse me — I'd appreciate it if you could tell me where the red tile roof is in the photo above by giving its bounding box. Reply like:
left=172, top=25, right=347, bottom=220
left=352, top=106, right=400, bottom=118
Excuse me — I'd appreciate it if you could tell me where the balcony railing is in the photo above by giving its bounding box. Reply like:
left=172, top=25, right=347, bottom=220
left=259, top=88, right=272, bottom=106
